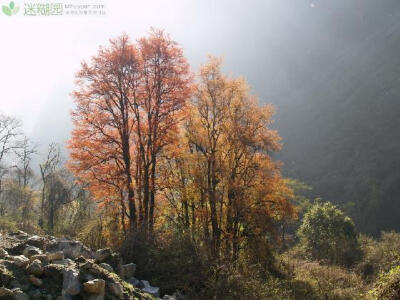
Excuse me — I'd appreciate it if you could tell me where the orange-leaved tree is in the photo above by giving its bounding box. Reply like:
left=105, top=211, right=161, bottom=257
left=68, top=29, right=192, bottom=236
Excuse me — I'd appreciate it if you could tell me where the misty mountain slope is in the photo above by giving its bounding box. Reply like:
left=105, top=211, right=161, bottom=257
left=275, top=15, right=400, bottom=234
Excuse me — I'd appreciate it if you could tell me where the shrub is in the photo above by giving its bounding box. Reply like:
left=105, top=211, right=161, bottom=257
left=357, top=231, right=400, bottom=281
left=297, top=202, right=361, bottom=266
left=369, top=266, right=400, bottom=299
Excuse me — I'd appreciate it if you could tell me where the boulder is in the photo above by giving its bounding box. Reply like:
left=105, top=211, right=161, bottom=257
left=30, top=254, right=48, bottom=264
left=0, top=248, right=8, bottom=259
left=12, top=255, right=30, bottom=267
left=107, top=281, right=123, bottom=296
left=47, top=251, right=64, bottom=262
left=99, top=262, right=113, bottom=273
left=119, top=262, right=136, bottom=279
left=83, top=278, right=105, bottom=294
left=26, top=235, right=45, bottom=249
left=23, top=245, right=42, bottom=258
left=127, top=277, right=141, bottom=288
left=48, top=239, right=93, bottom=259
left=141, top=280, right=160, bottom=298
left=26, top=259, right=43, bottom=276
left=63, top=268, right=81, bottom=296
left=95, top=248, right=112, bottom=263
left=43, top=264, right=64, bottom=282
left=0, top=286, right=13, bottom=296
left=53, top=258, right=75, bottom=266
left=29, top=274, right=43, bottom=287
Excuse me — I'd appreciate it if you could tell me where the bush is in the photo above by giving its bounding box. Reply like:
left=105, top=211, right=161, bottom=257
left=297, top=202, right=361, bottom=266
left=357, top=231, right=400, bottom=281
left=369, top=266, right=400, bottom=299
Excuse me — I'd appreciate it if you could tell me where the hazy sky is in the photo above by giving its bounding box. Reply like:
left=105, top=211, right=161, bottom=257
left=0, top=0, right=396, bottom=157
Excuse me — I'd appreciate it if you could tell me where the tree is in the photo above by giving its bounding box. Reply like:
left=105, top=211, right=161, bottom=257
left=68, top=29, right=192, bottom=236
left=162, top=57, right=295, bottom=264
left=0, top=114, right=22, bottom=216
left=297, top=201, right=361, bottom=266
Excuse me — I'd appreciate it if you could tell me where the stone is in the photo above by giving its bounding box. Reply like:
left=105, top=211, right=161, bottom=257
left=48, top=239, right=93, bottom=259
left=95, top=248, right=112, bottom=263
left=29, top=274, right=43, bottom=287
left=43, top=264, right=64, bottom=282
left=23, top=245, right=42, bottom=258
left=119, top=262, right=136, bottom=279
left=47, top=251, right=64, bottom=261
left=0, top=248, right=8, bottom=259
left=107, top=281, right=123, bottom=296
left=83, top=278, right=105, bottom=294
left=26, top=235, right=45, bottom=248
left=12, top=255, right=30, bottom=267
left=141, top=280, right=160, bottom=298
left=26, top=259, right=43, bottom=276
left=63, top=268, right=81, bottom=296
left=127, top=277, right=141, bottom=287
left=142, top=285, right=160, bottom=298
left=53, top=258, right=75, bottom=266
left=12, top=288, right=29, bottom=300
left=0, top=286, right=13, bottom=296
left=30, top=254, right=48, bottom=264
left=99, top=262, right=113, bottom=273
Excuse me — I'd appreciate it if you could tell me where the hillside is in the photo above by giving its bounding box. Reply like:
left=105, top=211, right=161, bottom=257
left=275, top=5, right=400, bottom=234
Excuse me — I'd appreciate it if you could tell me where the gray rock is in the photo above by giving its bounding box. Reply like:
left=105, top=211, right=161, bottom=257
left=127, top=277, right=141, bottom=287
left=141, top=280, right=160, bottom=298
left=12, top=255, right=30, bottom=267
left=26, top=235, right=45, bottom=248
left=26, top=259, right=43, bottom=276
left=23, top=245, right=42, bottom=258
left=63, top=269, right=81, bottom=296
left=99, top=262, right=113, bottom=273
left=83, top=278, right=105, bottom=294
left=119, top=262, right=136, bottom=279
left=49, top=239, right=93, bottom=259
left=12, top=288, right=29, bottom=300
left=29, top=274, right=43, bottom=287
left=0, top=248, right=8, bottom=259
left=53, top=258, right=75, bottom=266
left=47, top=251, right=64, bottom=261
left=107, top=281, right=123, bottom=296
left=30, top=254, right=48, bottom=264
left=95, top=248, right=112, bottom=263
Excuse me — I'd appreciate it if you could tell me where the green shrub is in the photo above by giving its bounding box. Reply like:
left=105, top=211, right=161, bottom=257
left=357, top=231, right=400, bottom=281
left=297, top=202, right=361, bottom=266
left=369, top=266, right=400, bottom=299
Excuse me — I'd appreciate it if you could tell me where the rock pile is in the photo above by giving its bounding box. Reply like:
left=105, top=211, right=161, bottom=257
left=0, top=231, right=177, bottom=300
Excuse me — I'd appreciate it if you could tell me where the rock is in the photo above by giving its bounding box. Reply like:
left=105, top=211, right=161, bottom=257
left=119, top=262, right=136, bottom=279
left=29, top=274, right=43, bottom=287
left=26, top=259, right=43, bottom=276
left=107, top=281, right=123, bottom=296
left=127, top=277, right=141, bottom=287
left=0, top=265, right=13, bottom=286
left=26, top=235, right=45, bottom=248
left=30, top=254, right=48, bottom=264
left=12, top=255, right=30, bottom=267
left=12, top=288, right=29, bottom=300
left=47, top=251, right=64, bottom=261
left=99, top=262, right=113, bottom=273
left=43, top=264, right=64, bottom=282
left=0, top=248, right=8, bottom=258
left=0, top=286, right=13, bottom=296
left=163, top=296, right=177, bottom=300
left=141, top=280, right=160, bottom=298
left=83, top=278, right=105, bottom=294
left=63, top=268, right=81, bottom=296
left=95, top=248, right=112, bottom=263
left=23, top=245, right=42, bottom=258
left=48, top=239, right=93, bottom=259
left=53, top=258, right=75, bottom=266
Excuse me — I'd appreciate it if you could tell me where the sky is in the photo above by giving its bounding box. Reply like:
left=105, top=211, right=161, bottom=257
left=0, top=0, right=395, bottom=160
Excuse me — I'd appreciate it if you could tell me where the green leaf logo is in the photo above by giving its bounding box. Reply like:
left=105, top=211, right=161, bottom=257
left=2, top=1, right=19, bottom=16
left=2, top=5, right=11, bottom=16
